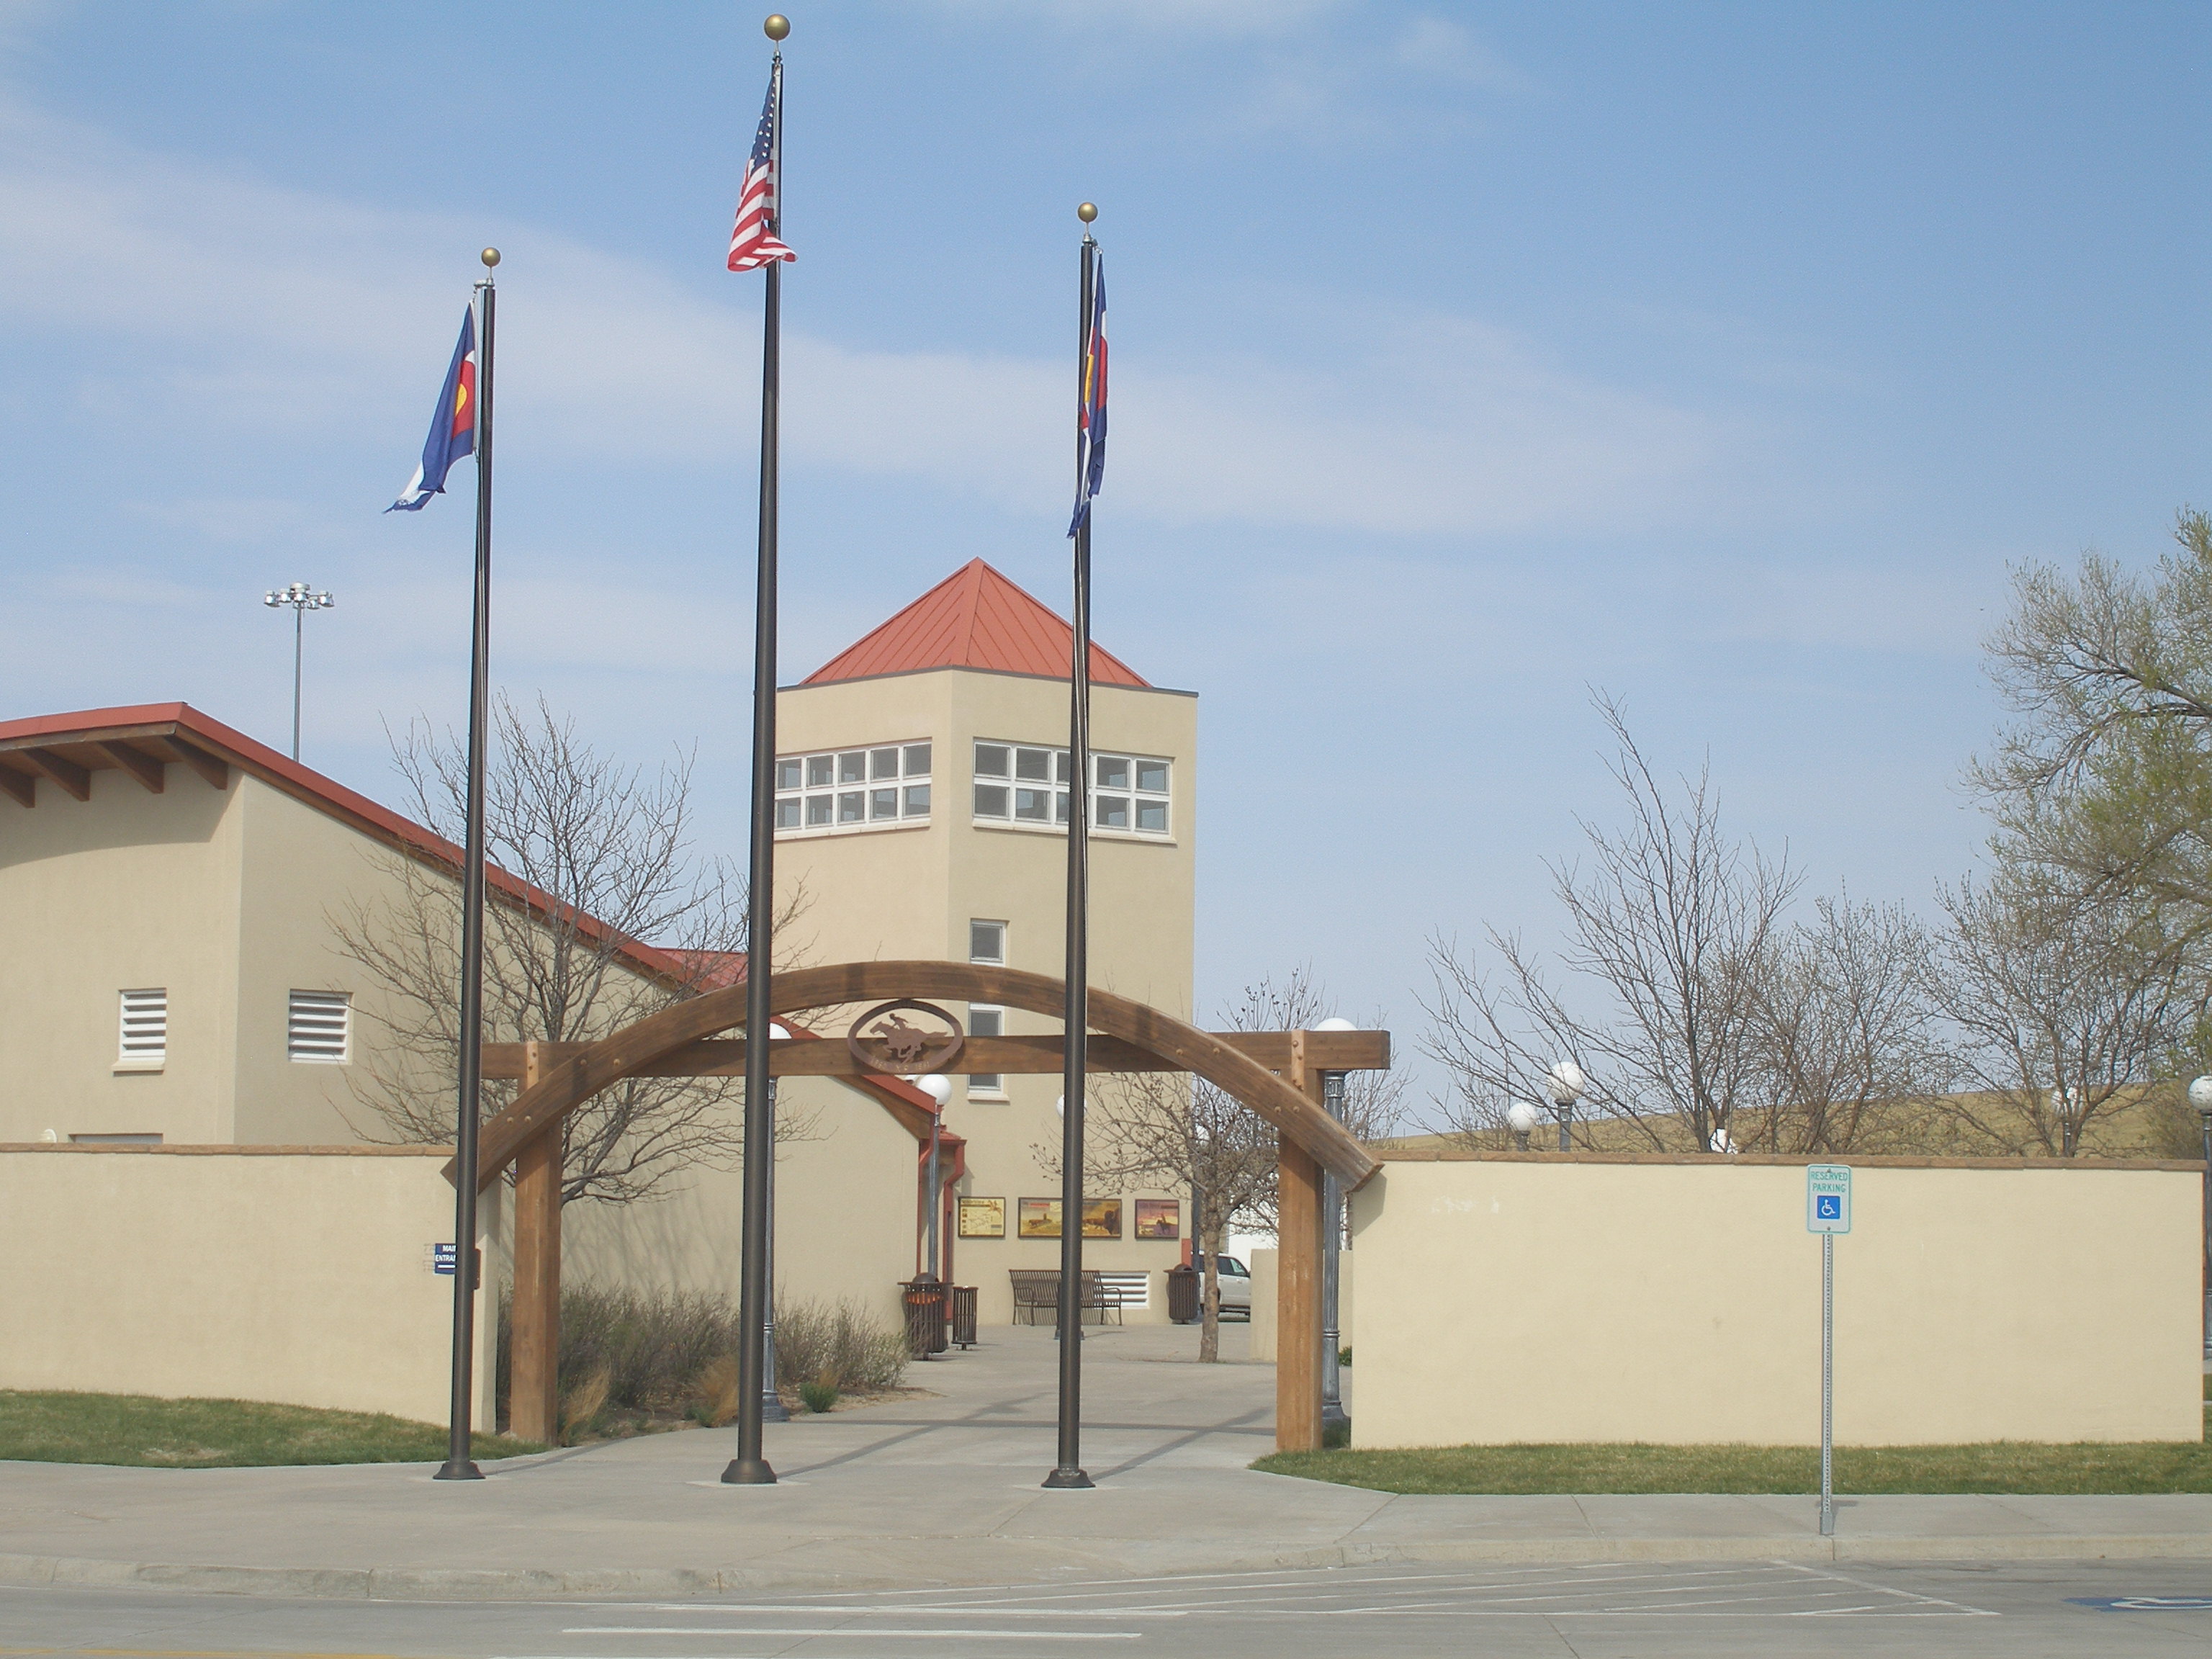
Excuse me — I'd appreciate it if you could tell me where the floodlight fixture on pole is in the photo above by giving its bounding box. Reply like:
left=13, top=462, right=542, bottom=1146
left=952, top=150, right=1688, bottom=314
left=918, top=1074, right=953, bottom=1285
left=1545, top=1060, right=1586, bottom=1153
left=263, top=583, right=334, bottom=761
left=1505, top=1099, right=1541, bottom=1151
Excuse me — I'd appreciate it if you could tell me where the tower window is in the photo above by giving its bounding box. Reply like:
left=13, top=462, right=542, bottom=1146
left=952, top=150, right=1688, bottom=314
left=775, top=740, right=931, bottom=836
left=972, top=740, right=1169, bottom=838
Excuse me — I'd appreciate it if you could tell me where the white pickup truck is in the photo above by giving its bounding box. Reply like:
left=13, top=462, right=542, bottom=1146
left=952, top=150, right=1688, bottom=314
left=1192, top=1254, right=1252, bottom=1319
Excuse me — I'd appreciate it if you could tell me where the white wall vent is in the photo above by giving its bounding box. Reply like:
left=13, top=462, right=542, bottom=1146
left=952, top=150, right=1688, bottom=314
left=116, top=988, right=167, bottom=1071
left=287, top=990, right=351, bottom=1064
left=1095, top=1269, right=1151, bottom=1311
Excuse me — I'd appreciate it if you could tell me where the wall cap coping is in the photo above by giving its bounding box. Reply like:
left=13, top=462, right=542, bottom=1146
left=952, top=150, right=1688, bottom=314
left=1370, top=1148, right=2206, bottom=1172
left=0, top=1143, right=453, bottom=1157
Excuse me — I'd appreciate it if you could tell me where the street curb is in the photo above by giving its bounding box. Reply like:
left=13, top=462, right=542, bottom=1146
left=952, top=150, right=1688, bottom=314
left=6, top=1532, right=2211, bottom=1601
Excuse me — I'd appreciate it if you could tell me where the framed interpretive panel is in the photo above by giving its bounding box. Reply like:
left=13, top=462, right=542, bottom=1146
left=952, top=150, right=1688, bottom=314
left=1133, top=1198, right=1181, bottom=1240
left=958, top=1197, right=1006, bottom=1238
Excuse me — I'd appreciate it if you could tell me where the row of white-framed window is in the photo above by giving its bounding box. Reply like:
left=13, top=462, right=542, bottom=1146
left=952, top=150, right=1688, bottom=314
left=114, top=988, right=351, bottom=1070
left=770, top=737, right=1174, bottom=840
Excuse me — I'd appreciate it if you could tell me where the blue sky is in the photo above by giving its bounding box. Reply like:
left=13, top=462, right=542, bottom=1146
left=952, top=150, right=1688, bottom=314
left=2, top=2, right=2206, bottom=1101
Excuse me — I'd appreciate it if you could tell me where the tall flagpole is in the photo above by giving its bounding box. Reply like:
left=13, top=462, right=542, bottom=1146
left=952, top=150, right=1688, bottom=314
left=1046, top=205, right=1101, bottom=1491
left=725, top=12, right=791, bottom=1488
left=436, top=245, right=500, bottom=1483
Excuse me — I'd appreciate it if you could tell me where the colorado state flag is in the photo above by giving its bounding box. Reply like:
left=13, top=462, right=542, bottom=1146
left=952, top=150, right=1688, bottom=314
left=389, top=307, right=478, bottom=511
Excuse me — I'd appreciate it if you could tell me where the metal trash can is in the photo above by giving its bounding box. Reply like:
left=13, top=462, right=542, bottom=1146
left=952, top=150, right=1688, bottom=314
left=1166, top=1263, right=1199, bottom=1325
left=901, top=1277, right=948, bottom=1359
left=950, top=1285, right=979, bottom=1349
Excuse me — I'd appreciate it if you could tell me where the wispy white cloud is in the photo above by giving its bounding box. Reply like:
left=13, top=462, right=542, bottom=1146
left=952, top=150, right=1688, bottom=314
left=0, top=81, right=1754, bottom=544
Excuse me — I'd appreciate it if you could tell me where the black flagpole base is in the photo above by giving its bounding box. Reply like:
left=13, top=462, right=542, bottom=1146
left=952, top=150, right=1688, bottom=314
left=721, top=1457, right=778, bottom=1485
left=1041, top=1466, right=1094, bottom=1490
left=433, top=1459, right=485, bottom=1481
left=760, top=1398, right=791, bottom=1424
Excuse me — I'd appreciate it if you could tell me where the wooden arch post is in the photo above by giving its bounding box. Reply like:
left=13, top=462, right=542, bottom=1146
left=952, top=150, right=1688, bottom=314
left=462, top=962, right=1384, bottom=1457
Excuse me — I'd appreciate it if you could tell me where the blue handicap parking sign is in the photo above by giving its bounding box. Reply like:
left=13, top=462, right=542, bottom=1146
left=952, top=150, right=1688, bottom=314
left=1816, top=1195, right=1841, bottom=1220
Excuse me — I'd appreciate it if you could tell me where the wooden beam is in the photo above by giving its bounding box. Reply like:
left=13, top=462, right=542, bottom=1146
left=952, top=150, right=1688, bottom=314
left=0, top=766, right=31, bottom=809
left=98, top=741, right=166, bottom=793
left=21, top=748, right=90, bottom=801
left=477, top=1028, right=1393, bottom=1082
left=1275, top=1030, right=1326, bottom=1455
left=464, top=961, right=1381, bottom=1195
left=508, top=1040, right=562, bottom=1447
left=158, top=735, right=229, bottom=791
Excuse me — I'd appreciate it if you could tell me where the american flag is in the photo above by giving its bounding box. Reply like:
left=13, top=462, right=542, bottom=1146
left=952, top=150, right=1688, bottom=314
left=727, top=60, right=796, bottom=274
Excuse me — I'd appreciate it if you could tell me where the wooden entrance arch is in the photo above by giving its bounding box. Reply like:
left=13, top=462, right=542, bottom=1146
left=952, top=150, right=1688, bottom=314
left=458, top=961, right=1390, bottom=1452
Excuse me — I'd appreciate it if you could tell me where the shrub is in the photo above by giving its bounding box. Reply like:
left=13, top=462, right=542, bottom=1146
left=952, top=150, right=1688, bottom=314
left=774, top=1296, right=909, bottom=1393
left=561, top=1368, right=611, bottom=1445
left=799, top=1377, right=840, bottom=1413
left=691, top=1355, right=740, bottom=1429
left=497, top=1283, right=907, bottom=1428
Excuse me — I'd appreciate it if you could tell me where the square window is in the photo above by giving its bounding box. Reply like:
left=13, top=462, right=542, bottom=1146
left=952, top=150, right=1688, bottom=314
left=1056, top=750, right=1074, bottom=783
left=974, top=783, right=1010, bottom=818
left=1055, top=790, right=1070, bottom=824
left=904, top=783, right=930, bottom=815
left=1096, top=794, right=1130, bottom=830
left=904, top=743, right=932, bottom=778
left=1015, top=786, right=1051, bottom=822
left=838, top=791, right=865, bottom=823
left=775, top=799, right=801, bottom=829
left=1136, top=760, right=1169, bottom=793
left=806, top=794, right=833, bottom=826
left=806, top=755, right=833, bottom=788
left=974, top=744, right=1010, bottom=778
left=970, top=920, right=1005, bottom=963
left=871, top=747, right=899, bottom=781
left=1136, top=798, right=1168, bottom=832
left=775, top=758, right=802, bottom=791
left=1015, top=747, right=1051, bottom=782
left=1095, top=756, right=1129, bottom=790
left=838, top=751, right=867, bottom=785
left=871, top=787, right=899, bottom=819
left=968, top=1004, right=1004, bottom=1094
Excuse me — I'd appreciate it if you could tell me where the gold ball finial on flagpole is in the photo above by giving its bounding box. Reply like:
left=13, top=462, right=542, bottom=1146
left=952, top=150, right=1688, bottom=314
left=1077, top=202, right=1097, bottom=223
left=480, top=247, right=500, bottom=269
left=764, top=14, right=789, bottom=40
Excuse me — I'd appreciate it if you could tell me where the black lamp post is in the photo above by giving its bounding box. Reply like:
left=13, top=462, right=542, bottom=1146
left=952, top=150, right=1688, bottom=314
left=2192, top=1076, right=2212, bottom=1357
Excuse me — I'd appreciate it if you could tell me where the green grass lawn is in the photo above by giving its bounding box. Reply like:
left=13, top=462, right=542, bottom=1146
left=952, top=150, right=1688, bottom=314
left=1255, top=1382, right=2212, bottom=1496
left=0, top=1390, right=544, bottom=1468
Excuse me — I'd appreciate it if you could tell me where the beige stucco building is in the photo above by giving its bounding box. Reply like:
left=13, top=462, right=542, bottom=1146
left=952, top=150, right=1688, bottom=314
left=0, top=559, right=1202, bottom=1363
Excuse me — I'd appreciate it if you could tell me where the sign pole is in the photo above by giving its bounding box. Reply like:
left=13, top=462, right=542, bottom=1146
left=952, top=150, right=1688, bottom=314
left=1820, top=1231, right=1834, bottom=1538
left=1804, top=1163, right=1851, bottom=1538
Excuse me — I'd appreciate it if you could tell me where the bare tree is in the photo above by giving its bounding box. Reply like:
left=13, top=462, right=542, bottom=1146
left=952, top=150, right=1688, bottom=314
left=1922, top=865, right=2202, bottom=1156
left=333, top=694, right=812, bottom=1204
left=1734, top=894, right=1951, bottom=1154
left=1423, top=697, right=1797, bottom=1152
left=1972, top=508, right=2212, bottom=939
left=1040, top=968, right=1404, bottom=1362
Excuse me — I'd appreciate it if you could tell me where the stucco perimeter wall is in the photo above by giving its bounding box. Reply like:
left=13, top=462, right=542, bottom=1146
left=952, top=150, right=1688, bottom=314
left=1350, top=1155, right=2203, bottom=1448
left=0, top=1146, right=497, bottom=1426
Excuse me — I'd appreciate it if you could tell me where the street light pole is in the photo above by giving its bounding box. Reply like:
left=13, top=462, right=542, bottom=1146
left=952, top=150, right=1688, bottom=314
left=1546, top=1061, right=1586, bottom=1153
left=2191, top=1076, right=2212, bottom=1356
left=1316, top=1018, right=1355, bottom=1437
left=262, top=583, right=333, bottom=761
left=1506, top=1100, right=1540, bottom=1152
left=917, top=1074, right=953, bottom=1285
left=761, top=1025, right=793, bottom=1424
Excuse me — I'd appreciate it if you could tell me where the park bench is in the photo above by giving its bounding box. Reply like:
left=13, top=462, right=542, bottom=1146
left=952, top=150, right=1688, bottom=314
left=1008, top=1267, right=1122, bottom=1327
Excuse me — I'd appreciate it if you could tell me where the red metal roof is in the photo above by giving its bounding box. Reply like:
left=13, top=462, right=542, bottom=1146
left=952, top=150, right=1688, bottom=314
left=804, top=559, right=1148, bottom=688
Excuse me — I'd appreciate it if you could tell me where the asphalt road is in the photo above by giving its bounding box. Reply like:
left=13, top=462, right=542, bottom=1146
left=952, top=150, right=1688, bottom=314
left=6, top=1558, right=2212, bottom=1658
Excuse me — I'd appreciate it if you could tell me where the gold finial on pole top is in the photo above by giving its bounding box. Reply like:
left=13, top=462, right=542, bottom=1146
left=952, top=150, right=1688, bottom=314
left=480, top=247, right=500, bottom=269
left=764, top=14, right=789, bottom=40
left=1076, top=202, right=1097, bottom=224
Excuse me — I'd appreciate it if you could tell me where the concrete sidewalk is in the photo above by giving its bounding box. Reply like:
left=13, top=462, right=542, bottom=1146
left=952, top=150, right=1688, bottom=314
left=1, top=1324, right=2206, bottom=1600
